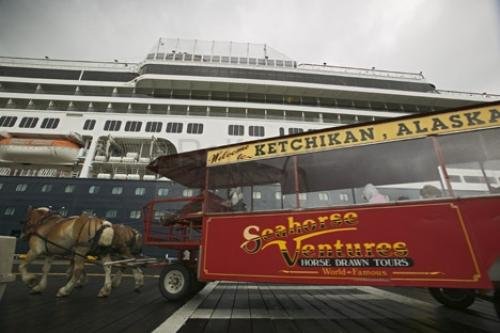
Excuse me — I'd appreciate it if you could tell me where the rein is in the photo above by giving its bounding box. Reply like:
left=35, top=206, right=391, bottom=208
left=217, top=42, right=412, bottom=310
left=31, top=231, right=91, bottom=261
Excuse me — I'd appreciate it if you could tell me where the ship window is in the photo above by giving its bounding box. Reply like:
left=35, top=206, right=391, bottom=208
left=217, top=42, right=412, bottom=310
left=88, top=185, right=100, bottom=194
left=463, top=175, right=491, bottom=184
left=319, top=193, right=329, bottom=201
left=339, top=193, right=349, bottom=202
left=166, top=122, right=183, bottom=133
left=15, top=184, right=28, bottom=192
left=135, top=187, right=146, bottom=196
left=41, top=184, right=52, bottom=193
left=249, top=58, right=257, bottom=65
left=130, top=210, right=142, bottom=219
left=41, top=118, right=60, bottom=129
left=112, top=186, right=123, bottom=195
left=19, top=117, right=38, bottom=128
left=187, top=123, right=203, bottom=134
left=65, top=185, right=76, bottom=193
left=4, top=207, right=15, bottom=216
left=249, top=126, right=265, bottom=137
left=183, top=189, right=194, bottom=197
left=0, top=116, right=17, bottom=127
left=449, top=175, right=462, bottom=183
left=104, top=120, right=121, bottom=131
left=157, top=188, right=169, bottom=196
left=146, top=121, right=162, bottom=132
left=125, top=121, right=142, bottom=132
left=58, top=207, right=68, bottom=217
left=253, top=191, right=262, bottom=200
left=228, top=124, right=244, bottom=136
left=275, top=192, right=282, bottom=200
left=299, top=193, right=307, bottom=200
left=83, top=119, right=96, bottom=130
left=288, top=128, right=304, bottom=134
left=105, top=210, right=117, bottom=218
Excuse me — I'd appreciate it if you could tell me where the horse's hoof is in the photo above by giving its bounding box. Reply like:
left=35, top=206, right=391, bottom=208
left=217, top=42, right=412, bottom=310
left=56, top=289, right=69, bottom=297
left=30, top=288, right=42, bottom=294
left=97, top=287, right=111, bottom=297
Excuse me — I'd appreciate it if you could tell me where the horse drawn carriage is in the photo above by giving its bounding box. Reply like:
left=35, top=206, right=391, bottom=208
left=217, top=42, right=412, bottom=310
left=143, top=101, right=500, bottom=318
left=19, top=101, right=500, bottom=319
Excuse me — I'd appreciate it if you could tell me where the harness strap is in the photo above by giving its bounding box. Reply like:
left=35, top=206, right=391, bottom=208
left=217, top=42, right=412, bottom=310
left=32, top=231, right=88, bottom=260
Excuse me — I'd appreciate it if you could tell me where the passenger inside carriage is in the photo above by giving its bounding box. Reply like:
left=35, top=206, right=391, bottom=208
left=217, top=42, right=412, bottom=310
left=420, top=184, right=442, bottom=199
left=224, top=187, right=247, bottom=211
left=362, top=183, right=389, bottom=203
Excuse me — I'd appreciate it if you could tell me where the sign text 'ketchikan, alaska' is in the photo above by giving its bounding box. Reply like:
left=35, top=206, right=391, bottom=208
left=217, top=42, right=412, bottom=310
left=207, top=104, right=500, bottom=166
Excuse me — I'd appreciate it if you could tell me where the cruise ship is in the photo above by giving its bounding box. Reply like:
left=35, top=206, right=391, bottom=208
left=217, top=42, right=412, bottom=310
left=0, top=38, right=498, bottom=250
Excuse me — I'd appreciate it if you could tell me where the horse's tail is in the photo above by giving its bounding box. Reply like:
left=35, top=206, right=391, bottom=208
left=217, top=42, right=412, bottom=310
left=98, top=221, right=114, bottom=247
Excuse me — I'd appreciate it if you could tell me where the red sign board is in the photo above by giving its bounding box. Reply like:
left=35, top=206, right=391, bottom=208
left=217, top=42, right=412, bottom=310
left=201, top=199, right=500, bottom=288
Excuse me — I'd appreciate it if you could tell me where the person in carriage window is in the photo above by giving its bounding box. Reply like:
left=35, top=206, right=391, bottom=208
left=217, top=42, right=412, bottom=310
left=363, top=183, right=389, bottom=204
left=227, top=187, right=246, bottom=211
left=420, top=184, right=442, bottom=199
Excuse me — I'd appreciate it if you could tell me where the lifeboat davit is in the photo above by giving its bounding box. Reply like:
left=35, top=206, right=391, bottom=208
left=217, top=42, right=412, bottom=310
left=0, top=136, right=82, bottom=165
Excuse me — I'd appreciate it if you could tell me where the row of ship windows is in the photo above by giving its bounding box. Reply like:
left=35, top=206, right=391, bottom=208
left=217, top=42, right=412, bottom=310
left=1, top=184, right=230, bottom=198
left=0, top=116, right=59, bottom=129
left=1, top=193, right=326, bottom=219
left=146, top=52, right=297, bottom=68
left=2, top=206, right=145, bottom=220
left=1, top=182, right=334, bottom=201
left=0, top=183, right=180, bottom=196
left=0, top=115, right=269, bottom=137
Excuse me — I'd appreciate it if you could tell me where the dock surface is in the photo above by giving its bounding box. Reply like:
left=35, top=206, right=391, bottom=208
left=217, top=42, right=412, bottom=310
left=1, top=272, right=499, bottom=332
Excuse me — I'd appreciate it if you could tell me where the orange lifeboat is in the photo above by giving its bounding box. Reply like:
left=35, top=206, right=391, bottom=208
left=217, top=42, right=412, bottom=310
left=0, top=136, right=82, bottom=165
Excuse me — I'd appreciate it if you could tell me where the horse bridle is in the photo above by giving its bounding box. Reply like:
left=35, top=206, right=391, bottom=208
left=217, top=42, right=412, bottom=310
left=20, top=208, right=59, bottom=240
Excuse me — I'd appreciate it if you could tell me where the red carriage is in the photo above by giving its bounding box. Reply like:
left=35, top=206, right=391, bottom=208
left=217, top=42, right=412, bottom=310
left=143, top=101, right=500, bottom=317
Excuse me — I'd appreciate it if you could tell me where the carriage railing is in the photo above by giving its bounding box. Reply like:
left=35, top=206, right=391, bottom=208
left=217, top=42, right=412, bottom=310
left=142, top=196, right=203, bottom=250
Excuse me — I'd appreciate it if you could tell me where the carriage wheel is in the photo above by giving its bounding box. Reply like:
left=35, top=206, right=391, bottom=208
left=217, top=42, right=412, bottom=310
left=428, top=288, right=476, bottom=310
left=159, top=263, right=192, bottom=301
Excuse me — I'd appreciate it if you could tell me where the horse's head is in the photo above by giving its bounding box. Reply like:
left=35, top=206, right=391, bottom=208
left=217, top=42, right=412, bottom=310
left=20, top=206, right=56, bottom=240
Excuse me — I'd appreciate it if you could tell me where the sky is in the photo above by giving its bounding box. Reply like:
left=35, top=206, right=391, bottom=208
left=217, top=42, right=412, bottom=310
left=0, top=0, right=499, bottom=94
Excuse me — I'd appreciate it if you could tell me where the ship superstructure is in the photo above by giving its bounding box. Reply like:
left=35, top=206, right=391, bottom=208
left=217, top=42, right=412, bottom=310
left=0, top=38, right=498, bottom=240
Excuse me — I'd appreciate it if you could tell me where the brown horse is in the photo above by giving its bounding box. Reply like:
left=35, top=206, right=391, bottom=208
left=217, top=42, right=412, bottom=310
left=19, top=207, right=114, bottom=297
left=74, top=223, right=145, bottom=296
